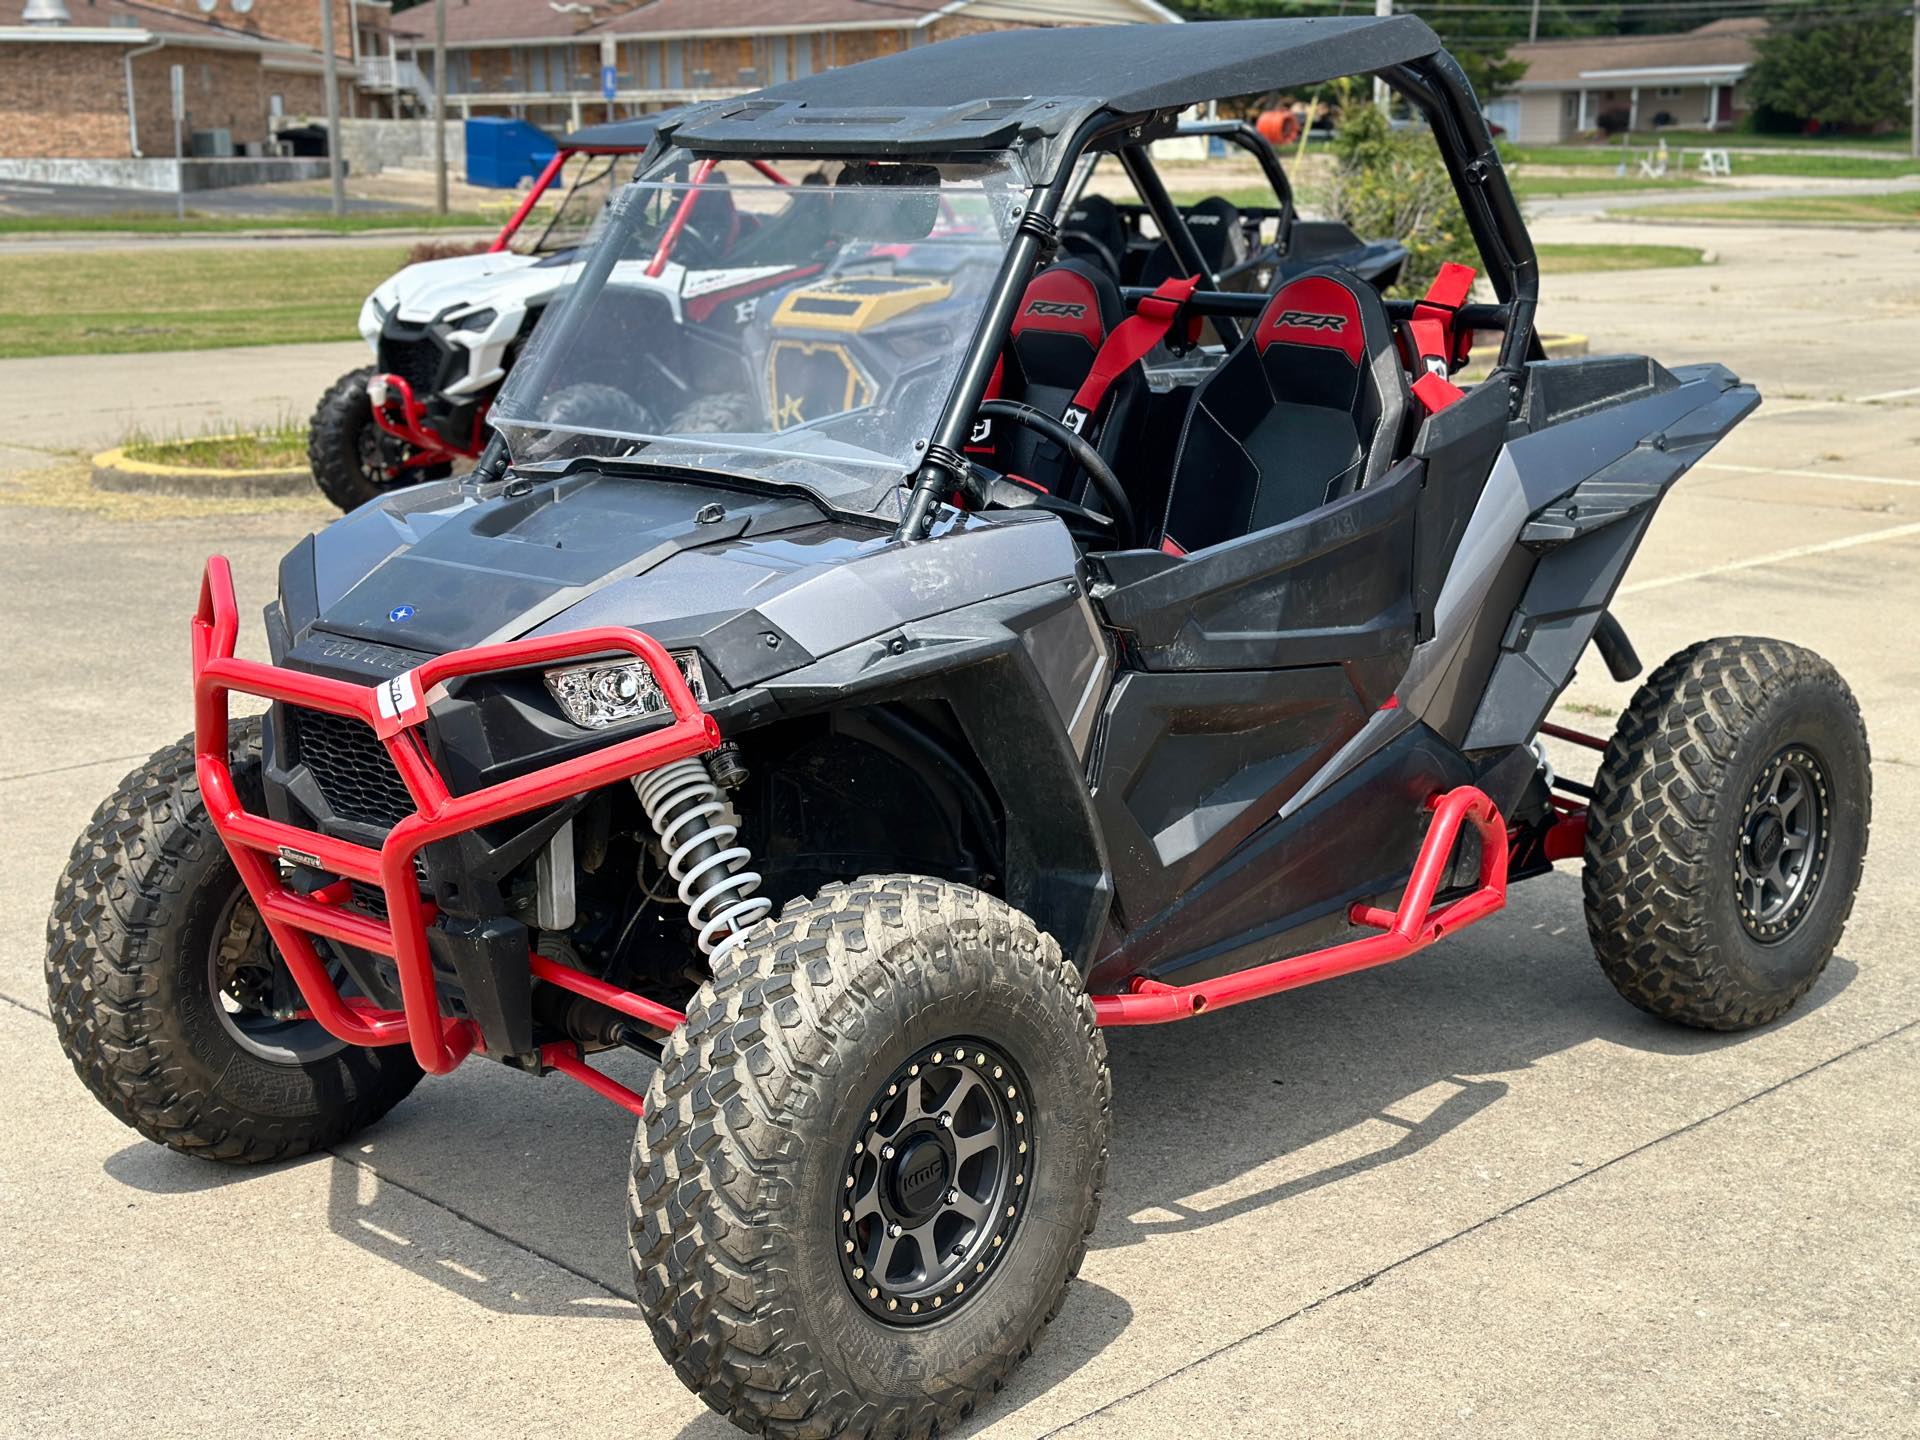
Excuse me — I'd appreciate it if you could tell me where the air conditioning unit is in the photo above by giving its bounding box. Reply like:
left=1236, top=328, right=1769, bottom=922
left=189, top=129, right=235, bottom=158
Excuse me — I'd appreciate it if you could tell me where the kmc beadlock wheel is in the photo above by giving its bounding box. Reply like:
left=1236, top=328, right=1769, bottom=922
left=630, top=877, right=1110, bottom=1439
left=45, top=718, right=423, bottom=1162
left=1583, top=637, right=1871, bottom=1031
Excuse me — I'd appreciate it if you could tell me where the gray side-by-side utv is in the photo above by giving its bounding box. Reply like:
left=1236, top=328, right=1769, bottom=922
left=49, top=18, right=1868, bottom=1439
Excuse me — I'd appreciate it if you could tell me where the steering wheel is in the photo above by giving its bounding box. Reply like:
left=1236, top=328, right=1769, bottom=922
left=973, top=400, right=1137, bottom=549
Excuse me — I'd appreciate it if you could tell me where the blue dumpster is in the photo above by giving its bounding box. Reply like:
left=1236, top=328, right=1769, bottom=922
left=465, top=117, right=558, bottom=189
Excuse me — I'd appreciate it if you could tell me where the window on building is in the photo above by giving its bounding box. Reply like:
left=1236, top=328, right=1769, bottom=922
left=1657, top=85, right=1685, bottom=98
left=1563, top=93, right=1578, bottom=119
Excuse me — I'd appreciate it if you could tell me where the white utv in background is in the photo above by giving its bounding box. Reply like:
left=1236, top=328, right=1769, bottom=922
left=306, top=117, right=661, bottom=510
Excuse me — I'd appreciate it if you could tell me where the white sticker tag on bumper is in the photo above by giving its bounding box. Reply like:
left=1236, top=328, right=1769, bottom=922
left=376, top=668, right=420, bottom=721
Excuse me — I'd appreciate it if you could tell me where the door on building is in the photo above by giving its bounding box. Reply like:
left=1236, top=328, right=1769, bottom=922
left=1482, top=96, right=1521, bottom=140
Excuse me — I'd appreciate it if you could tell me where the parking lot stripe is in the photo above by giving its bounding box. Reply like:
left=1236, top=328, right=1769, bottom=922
left=1045, top=1016, right=1920, bottom=1437
left=1699, top=462, right=1920, bottom=490
left=1620, top=519, right=1920, bottom=595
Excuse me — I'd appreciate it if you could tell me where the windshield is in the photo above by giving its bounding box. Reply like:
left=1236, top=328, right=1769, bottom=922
left=490, top=151, right=1025, bottom=520
left=515, top=153, right=641, bottom=256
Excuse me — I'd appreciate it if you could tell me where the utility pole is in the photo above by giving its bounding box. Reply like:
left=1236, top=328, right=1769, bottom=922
left=319, top=0, right=345, bottom=216
left=1373, top=0, right=1391, bottom=112
left=1530, top=0, right=1542, bottom=45
left=435, top=0, right=449, bottom=214
left=1911, top=2, right=1918, bottom=159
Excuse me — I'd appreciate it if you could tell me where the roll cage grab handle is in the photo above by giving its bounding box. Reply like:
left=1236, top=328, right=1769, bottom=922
left=894, top=52, right=1538, bottom=541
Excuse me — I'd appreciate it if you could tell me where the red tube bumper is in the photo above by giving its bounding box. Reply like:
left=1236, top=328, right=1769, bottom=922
left=192, top=555, right=708, bottom=1084
left=367, top=372, right=488, bottom=463
left=1091, top=785, right=1510, bottom=1026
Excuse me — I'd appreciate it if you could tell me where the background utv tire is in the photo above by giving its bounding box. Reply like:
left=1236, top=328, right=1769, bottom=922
left=45, top=719, right=423, bottom=1162
left=308, top=364, right=451, bottom=512
left=1583, top=637, right=1871, bottom=1031
left=631, top=877, right=1110, bottom=1439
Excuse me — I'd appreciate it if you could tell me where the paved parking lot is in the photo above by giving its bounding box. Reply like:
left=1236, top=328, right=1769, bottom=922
left=2, top=215, right=1916, bottom=1437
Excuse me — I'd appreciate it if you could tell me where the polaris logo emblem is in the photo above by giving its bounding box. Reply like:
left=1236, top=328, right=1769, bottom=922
left=1026, top=299, right=1087, bottom=319
left=1275, top=309, right=1347, bottom=333
left=388, top=604, right=414, bottom=622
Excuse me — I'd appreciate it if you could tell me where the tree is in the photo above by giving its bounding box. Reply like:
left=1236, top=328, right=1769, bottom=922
left=1747, top=4, right=1913, bottom=133
left=1323, top=95, right=1478, bottom=295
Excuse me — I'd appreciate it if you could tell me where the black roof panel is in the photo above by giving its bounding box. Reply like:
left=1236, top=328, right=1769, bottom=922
left=666, top=18, right=1442, bottom=175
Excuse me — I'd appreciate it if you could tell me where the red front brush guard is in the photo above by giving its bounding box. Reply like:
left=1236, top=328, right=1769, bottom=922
left=1091, top=785, right=1510, bottom=1026
left=368, top=372, right=489, bottom=463
left=192, top=555, right=711, bottom=1100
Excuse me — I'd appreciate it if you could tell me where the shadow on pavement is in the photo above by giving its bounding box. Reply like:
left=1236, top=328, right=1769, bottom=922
left=1094, top=872, right=1855, bottom=1247
left=96, top=869, right=1857, bottom=1337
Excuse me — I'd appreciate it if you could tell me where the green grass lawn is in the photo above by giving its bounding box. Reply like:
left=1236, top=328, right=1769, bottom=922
left=1640, top=128, right=1913, bottom=151
left=1609, top=192, right=1920, bottom=226
left=1509, top=143, right=1920, bottom=180
left=0, top=210, right=503, bottom=237
left=1536, top=242, right=1706, bottom=273
left=0, top=245, right=405, bottom=358
left=122, top=418, right=308, bottom=469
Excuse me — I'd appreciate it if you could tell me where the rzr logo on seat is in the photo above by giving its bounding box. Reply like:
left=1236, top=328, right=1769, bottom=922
left=1275, top=309, right=1347, bottom=333
left=1026, top=299, right=1087, bottom=319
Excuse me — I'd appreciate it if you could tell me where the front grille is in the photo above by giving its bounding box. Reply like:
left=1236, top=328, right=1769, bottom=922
left=287, top=707, right=417, bottom=831
left=377, top=333, right=446, bottom=396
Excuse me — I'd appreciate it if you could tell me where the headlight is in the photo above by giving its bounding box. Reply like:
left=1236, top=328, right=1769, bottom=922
left=448, top=307, right=497, bottom=332
left=543, top=651, right=708, bottom=730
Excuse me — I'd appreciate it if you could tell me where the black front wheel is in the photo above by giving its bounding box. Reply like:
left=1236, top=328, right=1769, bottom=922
left=307, top=364, right=452, bottom=512
left=45, top=718, right=423, bottom=1161
left=630, top=877, right=1110, bottom=1438
left=1583, top=637, right=1871, bottom=1031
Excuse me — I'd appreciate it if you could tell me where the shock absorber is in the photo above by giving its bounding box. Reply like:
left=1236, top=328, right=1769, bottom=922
left=634, top=756, right=771, bottom=962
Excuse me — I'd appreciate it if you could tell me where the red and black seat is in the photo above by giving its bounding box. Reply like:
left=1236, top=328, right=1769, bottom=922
left=972, top=258, right=1150, bottom=506
left=1159, top=266, right=1409, bottom=556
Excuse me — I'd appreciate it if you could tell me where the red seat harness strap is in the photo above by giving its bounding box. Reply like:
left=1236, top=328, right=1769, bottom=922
left=1061, top=274, right=1200, bottom=433
left=1406, top=261, right=1477, bottom=414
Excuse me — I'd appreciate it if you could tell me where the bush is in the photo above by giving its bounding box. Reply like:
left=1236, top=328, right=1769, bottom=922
left=1322, top=101, right=1478, bottom=297
left=1596, top=107, right=1631, bottom=136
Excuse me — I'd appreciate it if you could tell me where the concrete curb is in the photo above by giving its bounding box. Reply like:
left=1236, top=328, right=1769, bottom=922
left=90, top=444, right=312, bottom=499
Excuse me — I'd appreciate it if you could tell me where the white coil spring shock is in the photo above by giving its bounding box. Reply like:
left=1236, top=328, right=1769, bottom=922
left=634, top=756, right=771, bottom=962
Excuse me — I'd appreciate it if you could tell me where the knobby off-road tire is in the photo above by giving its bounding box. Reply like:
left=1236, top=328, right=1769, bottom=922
left=308, top=364, right=451, bottom=512
left=45, top=718, right=422, bottom=1162
left=631, top=877, right=1111, bottom=1440
left=1583, top=637, right=1870, bottom=1031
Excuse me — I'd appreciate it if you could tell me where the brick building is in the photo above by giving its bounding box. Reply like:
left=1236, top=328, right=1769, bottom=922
left=387, top=0, right=1180, bottom=131
left=0, top=0, right=394, bottom=166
